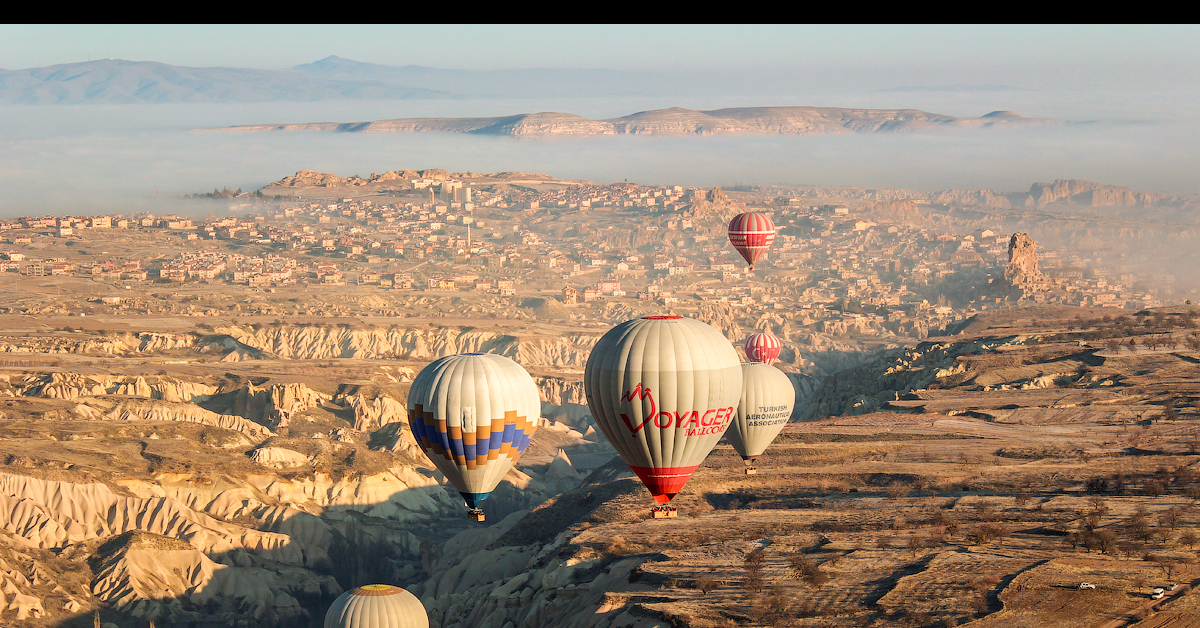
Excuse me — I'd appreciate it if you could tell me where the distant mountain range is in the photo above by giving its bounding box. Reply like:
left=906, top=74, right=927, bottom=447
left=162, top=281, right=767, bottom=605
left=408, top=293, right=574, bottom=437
left=0, top=57, right=457, bottom=104
left=0, top=56, right=1044, bottom=105
left=211, top=106, right=1065, bottom=137
left=0, top=56, right=707, bottom=104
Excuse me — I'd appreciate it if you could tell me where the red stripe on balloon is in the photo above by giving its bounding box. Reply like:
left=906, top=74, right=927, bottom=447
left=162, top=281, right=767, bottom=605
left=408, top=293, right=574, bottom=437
left=628, top=464, right=701, bottom=503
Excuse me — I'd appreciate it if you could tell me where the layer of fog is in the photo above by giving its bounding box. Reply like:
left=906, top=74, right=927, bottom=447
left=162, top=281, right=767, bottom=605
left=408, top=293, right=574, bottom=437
left=1, top=87, right=1199, bottom=219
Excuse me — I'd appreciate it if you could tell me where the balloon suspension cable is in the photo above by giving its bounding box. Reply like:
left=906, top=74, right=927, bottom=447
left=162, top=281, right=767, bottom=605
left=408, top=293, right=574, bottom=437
left=650, top=505, right=678, bottom=519
left=467, top=508, right=486, bottom=523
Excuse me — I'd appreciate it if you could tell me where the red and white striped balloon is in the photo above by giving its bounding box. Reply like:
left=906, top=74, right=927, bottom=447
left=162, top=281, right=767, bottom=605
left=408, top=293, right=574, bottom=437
left=744, top=331, right=782, bottom=365
left=727, top=212, right=776, bottom=270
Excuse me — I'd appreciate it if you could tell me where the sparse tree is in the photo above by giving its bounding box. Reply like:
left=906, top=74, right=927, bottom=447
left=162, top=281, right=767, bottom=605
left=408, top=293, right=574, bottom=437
left=789, top=555, right=830, bottom=588
left=743, top=565, right=762, bottom=601
left=1160, top=508, right=1184, bottom=531
left=1161, top=559, right=1184, bottom=580
left=1097, top=529, right=1119, bottom=555
left=976, top=501, right=997, bottom=522
left=759, top=584, right=790, bottom=623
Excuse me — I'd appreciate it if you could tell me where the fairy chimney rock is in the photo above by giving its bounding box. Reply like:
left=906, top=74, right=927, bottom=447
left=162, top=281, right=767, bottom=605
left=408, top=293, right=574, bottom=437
left=1004, top=232, right=1049, bottom=293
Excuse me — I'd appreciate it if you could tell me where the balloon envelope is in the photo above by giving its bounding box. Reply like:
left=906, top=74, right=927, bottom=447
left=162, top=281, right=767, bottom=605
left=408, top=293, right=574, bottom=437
left=744, top=331, right=782, bottom=365
left=324, top=584, right=428, bottom=628
left=726, top=363, right=796, bottom=461
left=407, top=353, right=540, bottom=510
left=728, top=212, right=776, bottom=269
left=584, top=316, right=742, bottom=502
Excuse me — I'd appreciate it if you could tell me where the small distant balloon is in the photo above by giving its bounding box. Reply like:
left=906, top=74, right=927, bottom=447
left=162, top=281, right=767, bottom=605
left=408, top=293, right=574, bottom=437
left=324, top=584, right=428, bottom=628
left=728, top=212, right=776, bottom=270
left=744, top=331, right=782, bottom=365
left=407, top=353, right=540, bottom=521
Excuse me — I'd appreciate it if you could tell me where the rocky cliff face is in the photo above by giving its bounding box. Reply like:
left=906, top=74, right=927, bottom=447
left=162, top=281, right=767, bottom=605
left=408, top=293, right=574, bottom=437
left=471, top=113, right=616, bottom=137
left=219, top=324, right=601, bottom=367
left=3, top=372, right=217, bottom=402
left=796, top=336, right=1029, bottom=419
left=1026, top=179, right=1170, bottom=208
left=928, top=188, right=1019, bottom=209
left=228, top=106, right=1064, bottom=138
left=0, top=331, right=196, bottom=356
left=0, top=463, right=475, bottom=626
left=75, top=397, right=275, bottom=441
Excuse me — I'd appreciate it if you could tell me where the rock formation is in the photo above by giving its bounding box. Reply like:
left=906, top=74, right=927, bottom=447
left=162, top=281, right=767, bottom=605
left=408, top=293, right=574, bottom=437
left=222, top=106, right=1065, bottom=138
left=1003, top=232, right=1051, bottom=297
left=269, top=168, right=456, bottom=189
left=1026, top=179, right=1171, bottom=209
left=683, top=189, right=744, bottom=234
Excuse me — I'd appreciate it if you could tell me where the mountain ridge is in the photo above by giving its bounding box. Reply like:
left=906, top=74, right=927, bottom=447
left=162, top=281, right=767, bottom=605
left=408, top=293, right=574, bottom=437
left=0, top=58, right=453, bottom=104
left=212, top=105, right=1066, bottom=137
left=0, top=56, right=1062, bottom=105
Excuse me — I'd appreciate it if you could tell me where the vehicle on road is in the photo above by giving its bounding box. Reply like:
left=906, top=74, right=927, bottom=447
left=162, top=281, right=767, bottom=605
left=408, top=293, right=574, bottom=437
left=1078, top=582, right=1096, bottom=590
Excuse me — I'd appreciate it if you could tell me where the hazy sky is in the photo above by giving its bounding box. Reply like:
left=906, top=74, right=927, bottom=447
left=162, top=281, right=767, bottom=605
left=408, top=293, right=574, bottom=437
left=2, top=24, right=1199, bottom=215
left=2, top=24, right=1198, bottom=89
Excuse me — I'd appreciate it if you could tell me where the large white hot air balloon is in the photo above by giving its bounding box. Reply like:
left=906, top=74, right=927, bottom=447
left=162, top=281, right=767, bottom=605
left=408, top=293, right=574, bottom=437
left=585, top=316, right=742, bottom=516
left=407, top=353, right=540, bottom=522
left=324, top=584, right=428, bottom=628
left=725, top=363, right=796, bottom=474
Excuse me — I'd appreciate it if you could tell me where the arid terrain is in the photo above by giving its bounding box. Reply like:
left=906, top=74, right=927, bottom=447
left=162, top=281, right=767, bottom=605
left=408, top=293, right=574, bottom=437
left=0, top=295, right=1197, bottom=627
left=1, top=168, right=1199, bottom=628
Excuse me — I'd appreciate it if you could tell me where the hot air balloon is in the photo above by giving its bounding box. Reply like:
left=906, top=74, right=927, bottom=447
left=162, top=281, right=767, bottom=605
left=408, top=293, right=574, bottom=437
left=407, top=353, right=540, bottom=522
left=727, top=212, right=776, bottom=270
left=726, top=363, right=796, bottom=474
left=584, top=316, right=742, bottom=517
left=744, top=331, right=782, bottom=365
left=324, top=584, right=428, bottom=628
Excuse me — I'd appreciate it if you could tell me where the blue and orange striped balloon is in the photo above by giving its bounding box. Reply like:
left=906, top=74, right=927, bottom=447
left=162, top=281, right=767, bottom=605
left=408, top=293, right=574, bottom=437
left=407, top=353, right=540, bottom=518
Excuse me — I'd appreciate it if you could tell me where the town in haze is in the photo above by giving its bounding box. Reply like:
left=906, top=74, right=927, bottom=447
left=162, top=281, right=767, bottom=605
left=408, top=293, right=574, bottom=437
left=3, top=23, right=1200, bottom=628
left=4, top=170, right=1191, bottom=329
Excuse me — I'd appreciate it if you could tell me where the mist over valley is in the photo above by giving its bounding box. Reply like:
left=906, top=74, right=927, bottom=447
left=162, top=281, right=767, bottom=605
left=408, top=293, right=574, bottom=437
left=4, top=32, right=1200, bottom=628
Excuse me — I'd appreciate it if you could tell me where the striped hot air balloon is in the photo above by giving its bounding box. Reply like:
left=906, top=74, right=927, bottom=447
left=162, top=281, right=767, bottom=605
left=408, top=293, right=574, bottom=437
left=726, top=363, right=796, bottom=474
left=324, top=584, right=428, bottom=628
left=728, top=212, right=776, bottom=270
left=407, top=353, right=540, bottom=522
left=744, top=331, right=782, bottom=365
left=585, top=316, right=742, bottom=516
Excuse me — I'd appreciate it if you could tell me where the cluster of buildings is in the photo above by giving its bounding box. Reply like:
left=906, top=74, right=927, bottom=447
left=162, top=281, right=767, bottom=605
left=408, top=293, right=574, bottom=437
left=0, top=178, right=1179, bottom=337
